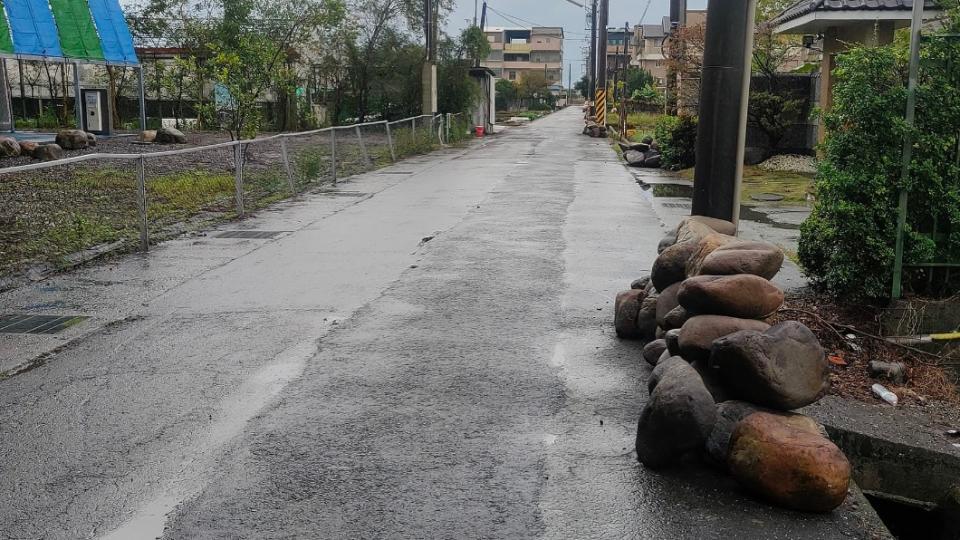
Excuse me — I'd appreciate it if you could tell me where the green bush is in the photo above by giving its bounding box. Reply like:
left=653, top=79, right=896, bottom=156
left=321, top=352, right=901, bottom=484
left=798, top=42, right=960, bottom=299
left=653, top=114, right=698, bottom=170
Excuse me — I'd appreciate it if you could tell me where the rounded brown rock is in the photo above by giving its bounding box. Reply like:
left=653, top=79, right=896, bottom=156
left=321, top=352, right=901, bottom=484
left=728, top=411, right=851, bottom=513
left=678, top=315, right=770, bottom=363
left=678, top=274, right=784, bottom=319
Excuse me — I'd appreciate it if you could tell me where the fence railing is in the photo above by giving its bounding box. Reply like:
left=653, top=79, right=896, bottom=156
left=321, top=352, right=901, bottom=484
left=0, top=112, right=471, bottom=277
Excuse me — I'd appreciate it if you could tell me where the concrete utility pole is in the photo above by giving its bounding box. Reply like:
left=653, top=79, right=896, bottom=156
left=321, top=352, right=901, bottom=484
left=691, top=0, right=757, bottom=226
left=594, top=0, right=609, bottom=126
left=588, top=0, right=598, bottom=107
left=422, top=0, right=438, bottom=116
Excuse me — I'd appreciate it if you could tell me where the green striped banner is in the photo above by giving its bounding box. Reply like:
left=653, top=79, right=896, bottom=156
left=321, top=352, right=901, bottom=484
left=48, top=0, right=104, bottom=59
left=0, top=7, right=13, bottom=54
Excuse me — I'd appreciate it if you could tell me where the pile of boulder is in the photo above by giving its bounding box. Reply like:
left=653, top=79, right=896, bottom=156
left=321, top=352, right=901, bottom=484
left=615, top=216, right=852, bottom=513
left=138, top=126, right=187, bottom=144
left=618, top=138, right=661, bottom=169
left=581, top=103, right=606, bottom=138
left=0, top=128, right=99, bottom=162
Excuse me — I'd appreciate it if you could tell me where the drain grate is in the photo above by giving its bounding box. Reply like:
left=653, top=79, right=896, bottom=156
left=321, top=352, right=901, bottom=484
left=0, top=314, right=88, bottom=334
left=377, top=171, right=414, bottom=175
left=662, top=202, right=692, bottom=209
left=214, top=230, right=288, bottom=239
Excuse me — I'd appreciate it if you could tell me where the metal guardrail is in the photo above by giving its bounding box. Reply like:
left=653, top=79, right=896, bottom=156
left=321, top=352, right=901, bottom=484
left=1, top=112, right=469, bottom=258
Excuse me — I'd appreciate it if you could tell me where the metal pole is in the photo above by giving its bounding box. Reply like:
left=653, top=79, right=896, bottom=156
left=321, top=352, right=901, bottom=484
left=137, top=66, right=147, bottom=131
left=234, top=143, right=245, bottom=216
left=386, top=122, right=397, bottom=161
left=892, top=0, right=926, bottom=299
left=595, top=0, right=609, bottom=127
left=330, top=128, right=337, bottom=184
left=72, top=63, right=82, bottom=130
left=446, top=113, right=451, bottom=142
left=136, top=155, right=149, bottom=251
left=355, top=125, right=372, bottom=168
left=280, top=138, right=295, bottom=193
left=588, top=0, right=598, bottom=109
left=691, top=0, right=757, bottom=226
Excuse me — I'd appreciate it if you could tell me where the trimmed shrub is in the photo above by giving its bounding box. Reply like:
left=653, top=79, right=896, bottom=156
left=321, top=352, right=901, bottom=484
left=654, top=114, right=698, bottom=170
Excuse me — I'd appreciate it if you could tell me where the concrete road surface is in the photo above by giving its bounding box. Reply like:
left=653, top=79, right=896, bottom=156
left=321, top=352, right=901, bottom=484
left=0, top=108, right=889, bottom=539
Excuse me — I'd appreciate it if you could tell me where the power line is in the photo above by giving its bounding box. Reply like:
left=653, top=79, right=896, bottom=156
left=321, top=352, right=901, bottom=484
left=639, top=0, right=654, bottom=24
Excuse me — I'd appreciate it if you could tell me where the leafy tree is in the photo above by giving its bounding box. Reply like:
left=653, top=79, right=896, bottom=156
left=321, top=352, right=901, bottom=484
left=496, top=79, right=518, bottom=111
left=574, top=75, right=589, bottom=99
left=624, top=68, right=654, bottom=97
left=460, top=26, right=491, bottom=64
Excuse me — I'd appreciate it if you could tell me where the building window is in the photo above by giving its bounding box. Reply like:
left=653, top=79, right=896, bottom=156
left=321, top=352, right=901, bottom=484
left=509, top=71, right=517, bottom=80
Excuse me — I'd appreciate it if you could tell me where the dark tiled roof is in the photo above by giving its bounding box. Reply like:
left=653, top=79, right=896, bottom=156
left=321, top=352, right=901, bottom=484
left=773, top=0, right=938, bottom=26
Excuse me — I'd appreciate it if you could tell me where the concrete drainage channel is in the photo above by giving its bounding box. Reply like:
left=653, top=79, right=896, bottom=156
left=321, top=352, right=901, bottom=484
left=819, top=421, right=960, bottom=539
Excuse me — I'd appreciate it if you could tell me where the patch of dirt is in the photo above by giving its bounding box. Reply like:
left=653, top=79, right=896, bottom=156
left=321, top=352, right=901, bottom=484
left=775, top=291, right=960, bottom=407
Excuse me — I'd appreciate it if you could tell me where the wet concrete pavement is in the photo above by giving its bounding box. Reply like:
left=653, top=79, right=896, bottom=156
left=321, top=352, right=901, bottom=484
left=1, top=108, right=889, bottom=539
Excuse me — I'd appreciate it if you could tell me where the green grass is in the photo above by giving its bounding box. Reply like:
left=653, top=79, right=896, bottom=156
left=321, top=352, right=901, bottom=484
left=678, top=165, right=814, bottom=205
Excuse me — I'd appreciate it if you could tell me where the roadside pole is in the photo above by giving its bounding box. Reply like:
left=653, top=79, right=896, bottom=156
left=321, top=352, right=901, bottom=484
left=891, top=0, right=927, bottom=299
left=594, top=0, right=608, bottom=128
left=690, top=0, right=757, bottom=226
left=588, top=0, right=598, bottom=113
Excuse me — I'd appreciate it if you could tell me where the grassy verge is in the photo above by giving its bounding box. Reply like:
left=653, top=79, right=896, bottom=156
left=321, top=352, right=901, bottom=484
left=678, top=165, right=814, bottom=205
left=0, top=127, right=447, bottom=277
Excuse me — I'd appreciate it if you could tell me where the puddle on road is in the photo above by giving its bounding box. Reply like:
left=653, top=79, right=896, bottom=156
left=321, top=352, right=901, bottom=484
left=636, top=180, right=804, bottom=232
left=99, top=338, right=318, bottom=540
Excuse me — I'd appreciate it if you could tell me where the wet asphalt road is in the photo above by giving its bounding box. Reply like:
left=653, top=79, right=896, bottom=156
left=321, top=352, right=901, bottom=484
left=0, top=108, right=889, bottom=539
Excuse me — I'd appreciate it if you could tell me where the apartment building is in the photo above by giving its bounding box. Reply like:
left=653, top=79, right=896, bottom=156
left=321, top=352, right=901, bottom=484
left=604, top=28, right=634, bottom=81
left=482, top=27, right=564, bottom=84
left=632, top=10, right=707, bottom=87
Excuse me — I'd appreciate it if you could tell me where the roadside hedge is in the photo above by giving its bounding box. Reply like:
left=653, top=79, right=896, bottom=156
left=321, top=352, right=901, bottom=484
left=654, top=114, right=698, bottom=170
left=798, top=40, right=960, bottom=299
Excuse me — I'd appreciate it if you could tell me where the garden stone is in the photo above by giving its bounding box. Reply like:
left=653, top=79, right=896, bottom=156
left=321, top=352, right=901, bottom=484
left=18, top=141, right=38, bottom=155
left=643, top=153, right=661, bottom=168
left=642, top=135, right=654, bottom=145
left=636, top=359, right=717, bottom=468
left=699, top=241, right=784, bottom=280
left=33, top=144, right=63, bottom=161
left=663, top=306, right=690, bottom=331
left=139, top=130, right=157, bottom=143
left=631, top=275, right=651, bottom=290
left=648, top=356, right=687, bottom=393
left=643, top=339, right=667, bottom=366
left=664, top=328, right=681, bottom=357
left=678, top=274, right=784, bottom=319
left=658, top=233, right=678, bottom=254
left=678, top=315, right=770, bottom=363
left=156, top=126, right=187, bottom=144
left=710, top=321, right=828, bottom=410
left=702, top=401, right=814, bottom=465
left=651, top=241, right=698, bottom=291
left=624, top=150, right=647, bottom=166
left=0, top=136, right=20, bottom=157
left=675, top=219, right=714, bottom=244
left=657, top=349, right=671, bottom=365
left=55, top=129, right=88, bottom=150
left=636, top=295, right=659, bottom=341
left=685, top=215, right=737, bottom=236
left=614, top=289, right=645, bottom=339
left=86, top=132, right=97, bottom=146
left=691, top=359, right=730, bottom=404
left=655, top=282, right=682, bottom=328
left=685, top=232, right=737, bottom=277
left=728, top=411, right=851, bottom=513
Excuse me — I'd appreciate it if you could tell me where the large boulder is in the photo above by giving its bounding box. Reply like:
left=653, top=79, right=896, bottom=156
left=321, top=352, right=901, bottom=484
left=648, top=356, right=686, bottom=394
left=663, top=305, right=690, bottom=330
left=675, top=219, right=715, bottom=244
left=651, top=241, right=699, bottom=291
left=32, top=143, right=63, bottom=161
left=643, top=153, right=662, bottom=168
left=624, top=150, right=647, bottom=166
left=728, top=411, right=851, bottom=513
left=678, top=315, right=771, bottom=363
left=685, top=233, right=738, bottom=277
left=691, top=359, right=730, bottom=404
left=55, top=129, right=88, bottom=150
left=664, top=328, right=682, bottom=357
left=139, top=130, right=157, bottom=143
left=636, top=295, right=659, bottom=341
left=658, top=233, right=678, bottom=254
left=655, top=282, right=682, bottom=328
left=636, top=359, right=717, bottom=468
left=685, top=215, right=737, bottom=236
left=642, top=339, right=668, bottom=366
left=678, top=274, right=784, bottom=320
left=703, top=401, right=816, bottom=464
left=155, top=126, right=187, bottom=144
left=86, top=132, right=97, bottom=147
left=710, top=321, right=828, bottom=410
left=0, top=136, right=21, bottom=157
left=18, top=141, right=38, bottom=155
left=614, top=289, right=646, bottom=339
left=698, top=241, right=785, bottom=280
left=631, top=275, right=651, bottom=290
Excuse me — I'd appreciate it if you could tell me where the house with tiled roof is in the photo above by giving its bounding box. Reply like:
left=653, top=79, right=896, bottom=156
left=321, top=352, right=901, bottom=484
left=772, top=0, right=942, bottom=142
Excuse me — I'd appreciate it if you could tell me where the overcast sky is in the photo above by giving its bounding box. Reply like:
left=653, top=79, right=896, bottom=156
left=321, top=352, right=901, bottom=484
left=444, top=0, right=708, bottom=85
